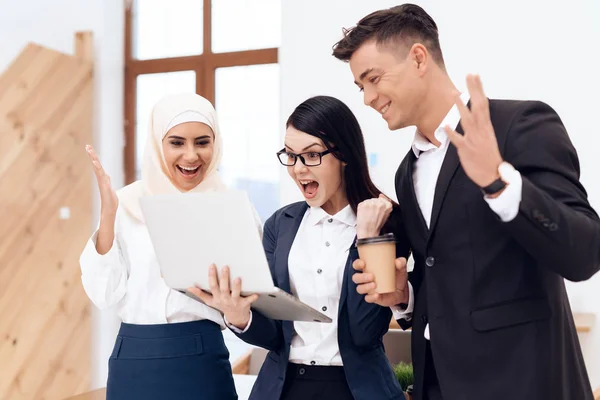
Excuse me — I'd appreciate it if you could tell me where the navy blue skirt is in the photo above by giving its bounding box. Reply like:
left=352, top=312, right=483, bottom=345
left=106, top=320, right=237, bottom=400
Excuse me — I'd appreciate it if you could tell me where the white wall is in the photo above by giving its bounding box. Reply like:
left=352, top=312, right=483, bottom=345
left=0, top=0, right=125, bottom=389
left=281, top=0, right=600, bottom=388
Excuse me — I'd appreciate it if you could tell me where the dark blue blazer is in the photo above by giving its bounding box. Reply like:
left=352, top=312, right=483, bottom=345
left=234, top=202, right=405, bottom=400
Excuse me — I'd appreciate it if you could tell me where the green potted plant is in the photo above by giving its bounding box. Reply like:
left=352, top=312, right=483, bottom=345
left=393, top=362, right=414, bottom=399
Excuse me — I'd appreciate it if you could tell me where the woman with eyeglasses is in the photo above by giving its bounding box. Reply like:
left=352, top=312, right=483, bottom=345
left=190, top=95, right=408, bottom=400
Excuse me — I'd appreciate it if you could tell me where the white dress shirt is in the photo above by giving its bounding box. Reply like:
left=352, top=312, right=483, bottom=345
left=391, top=93, right=523, bottom=340
left=227, top=205, right=356, bottom=366
left=288, top=205, right=356, bottom=366
left=79, top=206, right=224, bottom=326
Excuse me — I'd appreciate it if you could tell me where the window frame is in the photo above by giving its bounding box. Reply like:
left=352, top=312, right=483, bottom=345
left=123, top=0, right=278, bottom=184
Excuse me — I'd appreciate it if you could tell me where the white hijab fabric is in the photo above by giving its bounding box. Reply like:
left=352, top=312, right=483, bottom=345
left=119, top=93, right=227, bottom=222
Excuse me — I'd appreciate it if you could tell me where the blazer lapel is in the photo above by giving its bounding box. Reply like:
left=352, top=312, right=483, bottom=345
left=273, top=203, right=308, bottom=294
left=428, top=123, right=464, bottom=235
left=338, top=240, right=359, bottom=313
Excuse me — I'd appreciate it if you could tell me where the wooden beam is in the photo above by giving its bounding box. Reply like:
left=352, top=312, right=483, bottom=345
left=123, top=3, right=136, bottom=184
left=123, top=66, right=136, bottom=184
left=127, top=48, right=278, bottom=75
left=212, top=48, right=278, bottom=68
left=200, top=0, right=213, bottom=104
left=203, top=0, right=211, bottom=56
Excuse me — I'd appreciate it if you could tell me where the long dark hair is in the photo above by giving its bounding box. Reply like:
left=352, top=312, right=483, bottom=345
left=286, top=95, right=399, bottom=233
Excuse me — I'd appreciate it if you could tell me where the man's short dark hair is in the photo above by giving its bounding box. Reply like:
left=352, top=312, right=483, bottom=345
left=332, top=4, right=444, bottom=66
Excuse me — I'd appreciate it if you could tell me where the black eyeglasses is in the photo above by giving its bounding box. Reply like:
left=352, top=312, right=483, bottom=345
left=276, top=148, right=336, bottom=167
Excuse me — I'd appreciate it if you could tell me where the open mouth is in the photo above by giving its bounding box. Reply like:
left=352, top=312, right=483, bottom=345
left=299, top=179, right=319, bottom=200
left=176, top=165, right=200, bottom=179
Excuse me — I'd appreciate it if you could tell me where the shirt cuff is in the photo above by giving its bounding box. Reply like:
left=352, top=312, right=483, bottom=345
left=80, top=230, right=122, bottom=276
left=224, top=311, right=253, bottom=334
left=484, top=170, right=523, bottom=222
left=390, top=281, right=414, bottom=320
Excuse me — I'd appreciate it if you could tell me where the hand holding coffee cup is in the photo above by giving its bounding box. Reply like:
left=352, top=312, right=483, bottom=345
left=356, top=233, right=397, bottom=293
left=355, top=195, right=396, bottom=294
left=352, top=257, right=409, bottom=306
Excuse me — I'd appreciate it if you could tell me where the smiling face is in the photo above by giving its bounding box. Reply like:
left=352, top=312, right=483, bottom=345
left=161, top=121, right=215, bottom=192
left=284, top=126, right=347, bottom=214
left=349, top=40, right=429, bottom=131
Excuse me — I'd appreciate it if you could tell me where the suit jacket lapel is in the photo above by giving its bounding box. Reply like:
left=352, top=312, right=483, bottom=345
left=428, top=123, right=464, bottom=235
left=273, top=203, right=308, bottom=294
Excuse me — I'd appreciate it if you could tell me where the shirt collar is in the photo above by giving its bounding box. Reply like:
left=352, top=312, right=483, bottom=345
left=411, top=92, right=470, bottom=158
left=306, top=204, right=356, bottom=227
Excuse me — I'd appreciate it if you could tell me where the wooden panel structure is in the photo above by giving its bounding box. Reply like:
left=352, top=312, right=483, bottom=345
left=0, top=32, right=93, bottom=400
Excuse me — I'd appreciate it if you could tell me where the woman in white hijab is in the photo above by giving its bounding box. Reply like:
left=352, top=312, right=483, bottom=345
left=80, top=93, right=238, bottom=400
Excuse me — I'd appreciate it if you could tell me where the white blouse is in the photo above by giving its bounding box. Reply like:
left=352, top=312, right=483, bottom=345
left=79, top=205, right=224, bottom=326
left=227, top=205, right=357, bottom=367
left=287, top=205, right=356, bottom=366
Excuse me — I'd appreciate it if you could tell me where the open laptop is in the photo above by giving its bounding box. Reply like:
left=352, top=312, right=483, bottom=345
left=140, top=190, right=332, bottom=323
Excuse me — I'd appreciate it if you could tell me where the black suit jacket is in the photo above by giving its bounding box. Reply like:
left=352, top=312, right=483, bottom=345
left=394, top=100, right=599, bottom=400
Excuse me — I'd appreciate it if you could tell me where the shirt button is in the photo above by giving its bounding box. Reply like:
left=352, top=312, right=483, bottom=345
left=322, top=306, right=327, bottom=312
left=425, top=256, right=435, bottom=267
left=327, top=218, right=333, bottom=223
left=317, top=269, right=322, bottom=274
left=325, top=241, right=330, bottom=247
left=310, top=360, right=316, bottom=365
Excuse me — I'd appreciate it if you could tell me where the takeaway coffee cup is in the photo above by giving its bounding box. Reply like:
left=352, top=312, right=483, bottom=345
left=356, top=233, right=396, bottom=294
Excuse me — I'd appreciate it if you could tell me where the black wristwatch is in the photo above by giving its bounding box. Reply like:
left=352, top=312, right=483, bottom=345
left=480, top=178, right=506, bottom=195
left=480, top=161, right=516, bottom=196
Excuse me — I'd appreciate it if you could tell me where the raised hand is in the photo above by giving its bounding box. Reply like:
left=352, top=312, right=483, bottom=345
left=356, top=194, right=393, bottom=239
left=445, top=75, right=504, bottom=189
left=352, top=257, right=409, bottom=307
left=86, top=145, right=118, bottom=254
left=86, top=145, right=118, bottom=219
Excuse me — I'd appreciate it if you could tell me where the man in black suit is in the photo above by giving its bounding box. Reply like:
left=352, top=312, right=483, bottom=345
left=332, top=4, right=600, bottom=400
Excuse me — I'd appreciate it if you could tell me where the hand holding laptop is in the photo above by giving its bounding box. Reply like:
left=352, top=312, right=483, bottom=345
left=187, top=265, right=258, bottom=330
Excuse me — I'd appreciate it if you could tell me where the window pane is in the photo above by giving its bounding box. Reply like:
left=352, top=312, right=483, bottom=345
left=136, top=71, right=197, bottom=178
left=134, top=0, right=203, bottom=60
left=216, top=64, right=280, bottom=221
left=211, top=0, right=281, bottom=53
